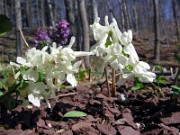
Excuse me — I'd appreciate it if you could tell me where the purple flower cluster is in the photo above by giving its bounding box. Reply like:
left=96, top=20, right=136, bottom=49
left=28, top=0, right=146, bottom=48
left=34, top=28, right=51, bottom=48
left=54, top=20, right=70, bottom=45
left=34, top=20, right=70, bottom=48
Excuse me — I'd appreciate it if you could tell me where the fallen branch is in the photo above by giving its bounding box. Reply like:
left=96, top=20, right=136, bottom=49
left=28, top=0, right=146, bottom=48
left=57, top=92, right=79, bottom=98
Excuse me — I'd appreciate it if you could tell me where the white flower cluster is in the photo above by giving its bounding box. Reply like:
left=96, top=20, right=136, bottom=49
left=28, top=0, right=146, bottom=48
left=90, top=16, right=156, bottom=86
left=10, top=16, right=156, bottom=108
left=10, top=37, right=92, bottom=108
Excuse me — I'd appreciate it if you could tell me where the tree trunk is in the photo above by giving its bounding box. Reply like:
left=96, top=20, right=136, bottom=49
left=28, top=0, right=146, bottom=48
left=64, top=0, right=77, bottom=49
left=53, top=0, right=57, bottom=22
left=47, top=0, right=55, bottom=28
left=15, top=0, right=23, bottom=56
left=75, top=0, right=82, bottom=51
left=92, top=0, right=98, bottom=19
left=172, top=0, right=180, bottom=84
left=132, top=0, right=138, bottom=33
left=78, top=0, right=90, bottom=68
left=26, top=0, right=33, bottom=28
left=64, top=0, right=75, bottom=35
left=0, top=1, right=4, bottom=14
left=40, top=0, right=45, bottom=27
left=172, top=0, right=180, bottom=41
left=106, top=0, right=115, bottom=19
left=35, top=0, right=40, bottom=27
left=153, top=0, right=160, bottom=61
left=118, top=0, right=125, bottom=31
left=122, top=0, right=130, bottom=29
left=3, top=0, right=8, bottom=17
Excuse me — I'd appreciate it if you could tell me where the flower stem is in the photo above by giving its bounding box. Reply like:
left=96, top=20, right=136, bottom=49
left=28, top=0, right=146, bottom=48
left=105, top=65, right=111, bottom=97
left=112, top=68, right=116, bottom=96
left=89, top=67, right=92, bottom=81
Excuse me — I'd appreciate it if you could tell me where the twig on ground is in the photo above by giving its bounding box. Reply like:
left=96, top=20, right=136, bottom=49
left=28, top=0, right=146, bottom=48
left=57, top=92, right=79, bottom=98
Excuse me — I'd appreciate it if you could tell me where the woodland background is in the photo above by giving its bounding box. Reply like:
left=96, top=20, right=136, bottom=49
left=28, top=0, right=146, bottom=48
left=0, top=0, right=180, bottom=66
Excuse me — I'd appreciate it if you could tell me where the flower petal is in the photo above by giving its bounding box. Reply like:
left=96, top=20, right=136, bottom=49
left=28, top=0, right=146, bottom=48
left=73, top=60, right=82, bottom=72
left=28, top=93, right=41, bottom=107
left=23, top=68, right=39, bottom=82
left=67, top=74, right=77, bottom=87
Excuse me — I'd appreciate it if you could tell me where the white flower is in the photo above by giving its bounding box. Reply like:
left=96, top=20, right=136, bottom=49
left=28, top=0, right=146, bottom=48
left=119, top=30, right=133, bottom=46
left=90, top=16, right=110, bottom=42
left=124, top=43, right=139, bottom=65
left=90, top=16, right=156, bottom=86
left=28, top=81, right=47, bottom=107
left=23, top=68, right=39, bottom=82
left=133, top=61, right=156, bottom=82
left=104, top=43, right=128, bottom=70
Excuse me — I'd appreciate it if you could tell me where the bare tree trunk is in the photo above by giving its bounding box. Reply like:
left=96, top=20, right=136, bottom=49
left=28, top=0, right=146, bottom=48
left=172, top=0, right=180, bottom=84
left=0, top=1, right=4, bottom=14
left=75, top=0, right=82, bottom=51
left=92, top=0, right=98, bottom=19
left=153, top=0, right=160, bottom=61
left=132, top=0, right=138, bottom=33
left=78, top=0, right=90, bottom=68
left=64, top=0, right=77, bottom=49
left=47, top=0, right=55, bottom=28
left=40, top=0, right=45, bottom=27
left=36, top=0, right=40, bottom=27
left=15, top=0, right=23, bottom=56
left=3, top=0, right=8, bottom=17
left=64, top=0, right=75, bottom=35
left=106, top=0, right=115, bottom=19
left=122, top=0, right=130, bottom=29
left=159, top=5, right=169, bottom=46
left=172, top=0, right=180, bottom=41
left=26, top=0, right=33, bottom=28
left=118, top=0, right=125, bottom=31
left=53, top=0, right=57, bottom=22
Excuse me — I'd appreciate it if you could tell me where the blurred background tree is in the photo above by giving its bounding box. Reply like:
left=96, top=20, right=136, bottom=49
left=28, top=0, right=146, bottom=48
left=0, top=0, right=179, bottom=67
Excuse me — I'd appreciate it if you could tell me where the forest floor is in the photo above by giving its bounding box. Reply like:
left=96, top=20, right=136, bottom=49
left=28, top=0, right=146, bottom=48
left=0, top=35, right=180, bottom=135
left=0, top=81, right=179, bottom=135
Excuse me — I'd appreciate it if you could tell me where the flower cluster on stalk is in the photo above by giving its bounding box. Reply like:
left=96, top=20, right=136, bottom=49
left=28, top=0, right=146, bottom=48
left=11, top=37, right=92, bottom=108
left=90, top=16, right=156, bottom=86
left=10, top=16, right=156, bottom=108
left=34, top=28, right=51, bottom=48
left=34, top=20, right=70, bottom=48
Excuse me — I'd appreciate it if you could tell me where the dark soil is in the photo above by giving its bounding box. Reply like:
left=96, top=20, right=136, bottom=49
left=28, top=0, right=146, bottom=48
left=0, top=81, right=179, bottom=135
left=0, top=34, right=179, bottom=134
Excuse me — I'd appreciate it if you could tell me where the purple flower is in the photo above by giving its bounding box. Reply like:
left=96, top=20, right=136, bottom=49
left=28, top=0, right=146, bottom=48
left=34, top=28, right=51, bottom=48
left=33, top=20, right=71, bottom=48
left=54, top=20, right=70, bottom=45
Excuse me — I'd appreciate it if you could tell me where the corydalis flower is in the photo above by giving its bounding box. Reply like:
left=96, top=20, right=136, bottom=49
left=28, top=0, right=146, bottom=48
left=90, top=16, right=156, bottom=85
left=34, top=28, right=50, bottom=47
left=55, top=20, right=70, bottom=45
left=11, top=37, right=92, bottom=108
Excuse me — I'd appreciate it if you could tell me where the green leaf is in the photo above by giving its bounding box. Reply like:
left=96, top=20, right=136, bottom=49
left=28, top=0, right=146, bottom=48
left=0, top=14, right=13, bottom=36
left=0, top=91, right=4, bottom=97
left=63, top=110, right=87, bottom=118
left=105, top=39, right=113, bottom=47
left=173, top=53, right=180, bottom=63
left=126, top=64, right=133, bottom=71
left=171, top=85, right=180, bottom=90
left=131, top=86, right=141, bottom=91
